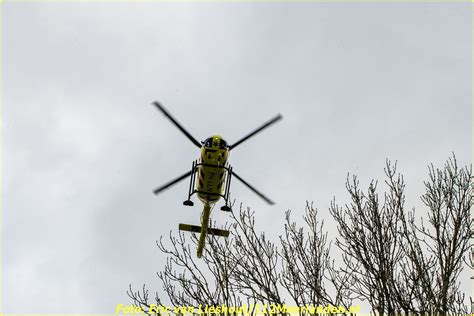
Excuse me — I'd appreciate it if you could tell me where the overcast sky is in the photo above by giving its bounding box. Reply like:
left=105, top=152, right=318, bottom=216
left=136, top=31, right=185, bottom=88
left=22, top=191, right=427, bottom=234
left=3, top=2, right=472, bottom=313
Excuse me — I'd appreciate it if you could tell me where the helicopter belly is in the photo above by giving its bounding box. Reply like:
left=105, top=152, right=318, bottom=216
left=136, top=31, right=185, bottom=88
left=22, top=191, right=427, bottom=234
left=197, top=164, right=225, bottom=204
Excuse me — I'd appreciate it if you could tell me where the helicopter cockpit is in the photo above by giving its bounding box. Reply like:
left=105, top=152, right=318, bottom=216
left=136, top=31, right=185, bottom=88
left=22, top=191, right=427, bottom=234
left=218, top=138, right=228, bottom=149
left=203, top=137, right=228, bottom=149
left=203, top=138, right=213, bottom=148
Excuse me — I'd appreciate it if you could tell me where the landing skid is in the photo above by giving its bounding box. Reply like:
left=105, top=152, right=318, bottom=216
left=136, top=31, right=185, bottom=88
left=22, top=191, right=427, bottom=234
left=183, top=200, right=194, bottom=206
left=220, top=205, right=231, bottom=212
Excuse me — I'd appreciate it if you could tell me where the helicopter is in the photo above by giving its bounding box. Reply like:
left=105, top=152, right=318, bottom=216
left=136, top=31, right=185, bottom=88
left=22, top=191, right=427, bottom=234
left=151, top=101, right=282, bottom=258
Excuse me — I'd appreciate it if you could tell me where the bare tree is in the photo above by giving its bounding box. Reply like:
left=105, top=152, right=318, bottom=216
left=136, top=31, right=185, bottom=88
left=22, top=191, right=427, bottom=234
left=130, top=155, right=472, bottom=316
left=398, top=155, right=472, bottom=315
left=330, top=160, right=407, bottom=315
left=280, top=202, right=357, bottom=312
left=128, top=284, right=165, bottom=316
left=227, top=207, right=283, bottom=307
left=129, top=203, right=340, bottom=315
left=466, top=174, right=474, bottom=314
left=129, top=217, right=255, bottom=315
left=330, top=156, right=472, bottom=315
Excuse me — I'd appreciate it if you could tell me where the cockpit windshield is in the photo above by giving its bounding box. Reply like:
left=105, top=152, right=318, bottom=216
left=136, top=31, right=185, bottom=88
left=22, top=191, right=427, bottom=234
left=204, top=138, right=213, bottom=148
left=203, top=137, right=228, bottom=149
left=219, top=139, right=228, bottom=149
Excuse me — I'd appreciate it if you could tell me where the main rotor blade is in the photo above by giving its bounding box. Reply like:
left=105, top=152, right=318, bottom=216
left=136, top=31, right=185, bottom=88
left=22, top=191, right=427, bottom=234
left=231, top=171, right=275, bottom=205
left=152, top=101, right=202, bottom=148
left=153, top=170, right=192, bottom=195
left=230, top=113, right=283, bottom=150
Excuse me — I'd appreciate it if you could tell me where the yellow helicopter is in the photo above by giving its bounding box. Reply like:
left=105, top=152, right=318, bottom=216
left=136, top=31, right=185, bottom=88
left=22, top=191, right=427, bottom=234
left=151, top=101, right=282, bottom=258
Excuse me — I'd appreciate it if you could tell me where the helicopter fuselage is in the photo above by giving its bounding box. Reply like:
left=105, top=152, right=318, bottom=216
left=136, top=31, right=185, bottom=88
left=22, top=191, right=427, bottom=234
left=197, top=135, right=229, bottom=205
